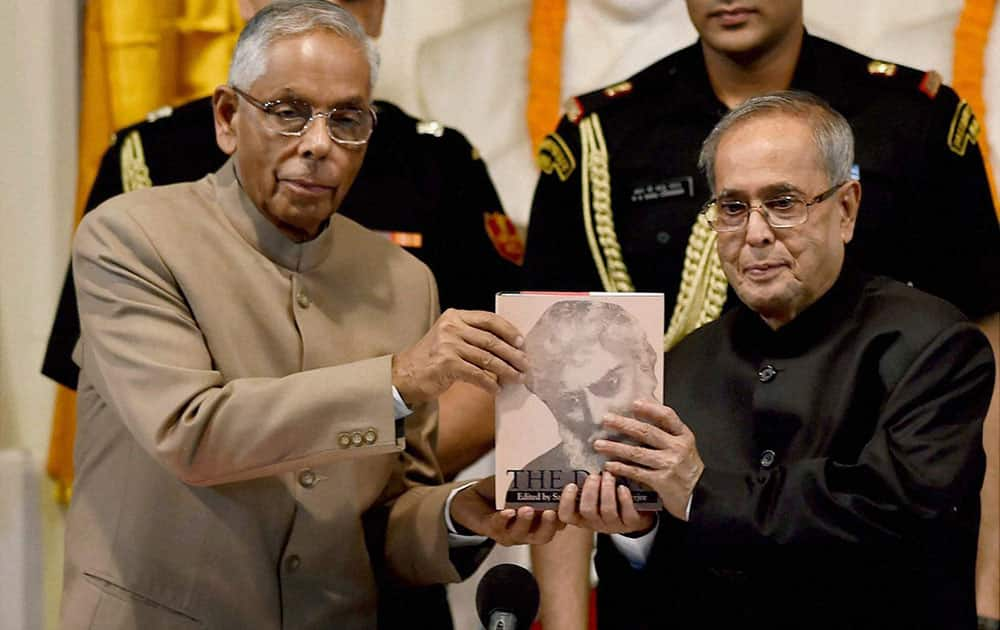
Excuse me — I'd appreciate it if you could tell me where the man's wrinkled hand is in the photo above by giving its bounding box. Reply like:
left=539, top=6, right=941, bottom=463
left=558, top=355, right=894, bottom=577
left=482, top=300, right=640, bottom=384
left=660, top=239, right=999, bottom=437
left=392, top=309, right=527, bottom=405
left=594, top=400, right=705, bottom=521
left=556, top=472, right=656, bottom=535
left=450, top=477, right=565, bottom=546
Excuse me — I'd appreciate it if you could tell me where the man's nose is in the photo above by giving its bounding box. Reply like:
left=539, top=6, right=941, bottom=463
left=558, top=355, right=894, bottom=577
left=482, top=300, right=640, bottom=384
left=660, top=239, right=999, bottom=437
left=298, top=117, right=334, bottom=159
left=744, top=208, right=775, bottom=246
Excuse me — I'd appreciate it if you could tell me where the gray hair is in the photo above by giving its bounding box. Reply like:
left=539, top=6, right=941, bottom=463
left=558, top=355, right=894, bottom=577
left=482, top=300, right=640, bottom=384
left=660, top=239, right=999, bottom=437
left=228, top=0, right=380, bottom=91
left=698, top=90, right=854, bottom=193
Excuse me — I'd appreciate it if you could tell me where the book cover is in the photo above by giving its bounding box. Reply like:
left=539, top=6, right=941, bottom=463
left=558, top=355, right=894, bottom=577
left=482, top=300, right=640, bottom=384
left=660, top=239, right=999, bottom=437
left=495, top=292, right=664, bottom=511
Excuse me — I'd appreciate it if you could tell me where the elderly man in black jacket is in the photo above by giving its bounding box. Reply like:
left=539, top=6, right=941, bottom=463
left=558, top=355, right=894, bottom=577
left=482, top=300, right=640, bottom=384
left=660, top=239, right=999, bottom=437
left=558, top=91, right=994, bottom=629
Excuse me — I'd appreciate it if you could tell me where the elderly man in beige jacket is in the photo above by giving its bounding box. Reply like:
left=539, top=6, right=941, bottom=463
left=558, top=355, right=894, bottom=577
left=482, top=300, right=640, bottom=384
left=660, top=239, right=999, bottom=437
left=60, top=2, right=561, bottom=628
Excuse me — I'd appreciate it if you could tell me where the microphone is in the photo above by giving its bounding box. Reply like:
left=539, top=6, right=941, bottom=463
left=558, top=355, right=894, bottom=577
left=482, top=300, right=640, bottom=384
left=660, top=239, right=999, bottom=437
left=475, top=563, right=540, bottom=630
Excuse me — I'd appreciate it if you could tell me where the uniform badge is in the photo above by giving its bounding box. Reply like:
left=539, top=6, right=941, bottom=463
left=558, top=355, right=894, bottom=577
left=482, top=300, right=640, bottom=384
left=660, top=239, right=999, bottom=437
left=563, top=97, right=585, bottom=124
left=537, top=133, right=576, bottom=181
left=867, top=60, right=897, bottom=77
left=919, top=71, right=942, bottom=99
left=376, top=230, right=423, bottom=248
left=483, top=212, right=525, bottom=266
left=602, top=81, right=633, bottom=98
left=416, top=120, right=444, bottom=137
left=947, top=100, right=980, bottom=156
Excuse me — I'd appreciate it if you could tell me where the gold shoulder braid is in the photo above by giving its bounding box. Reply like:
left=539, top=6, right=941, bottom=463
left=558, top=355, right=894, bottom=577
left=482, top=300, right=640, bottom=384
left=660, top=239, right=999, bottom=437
left=120, top=130, right=153, bottom=193
left=663, top=213, right=727, bottom=351
left=580, top=113, right=726, bottom=351
left=580, top=113, right=635, bottom=293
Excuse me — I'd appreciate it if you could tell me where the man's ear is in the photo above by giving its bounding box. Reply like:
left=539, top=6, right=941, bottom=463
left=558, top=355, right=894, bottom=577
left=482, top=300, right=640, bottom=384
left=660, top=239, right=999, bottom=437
left=213, top=86, right=239, bottom=156
left=839, top=179, right=861, bottom=244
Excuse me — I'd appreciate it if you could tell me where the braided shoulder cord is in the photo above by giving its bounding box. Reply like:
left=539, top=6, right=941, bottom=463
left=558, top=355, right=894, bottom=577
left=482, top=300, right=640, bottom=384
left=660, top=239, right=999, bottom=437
left=580, top=113, right=635, bottom=293
left=120, top=130, right=152, bottom=193
left=580, top=115, right=613, bottom=291
left=663, top=213, right=727, bottom=351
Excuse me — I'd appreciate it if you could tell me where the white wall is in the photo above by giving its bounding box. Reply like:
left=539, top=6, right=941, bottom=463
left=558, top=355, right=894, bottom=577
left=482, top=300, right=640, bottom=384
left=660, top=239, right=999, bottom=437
left=0, top=2, right=79, bottom=629
left=375, top=0, right=509, bottom=113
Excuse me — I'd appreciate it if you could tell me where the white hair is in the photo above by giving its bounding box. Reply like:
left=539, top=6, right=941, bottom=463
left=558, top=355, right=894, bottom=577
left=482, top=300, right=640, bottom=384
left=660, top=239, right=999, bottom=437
left=228, top=0, right=380, bottom=91
left=698, top=90, right=855, bottom=192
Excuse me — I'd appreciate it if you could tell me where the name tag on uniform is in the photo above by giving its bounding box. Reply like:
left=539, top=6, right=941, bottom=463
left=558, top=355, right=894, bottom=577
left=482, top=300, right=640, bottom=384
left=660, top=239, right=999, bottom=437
left=630, top=176, right=694, bottom=203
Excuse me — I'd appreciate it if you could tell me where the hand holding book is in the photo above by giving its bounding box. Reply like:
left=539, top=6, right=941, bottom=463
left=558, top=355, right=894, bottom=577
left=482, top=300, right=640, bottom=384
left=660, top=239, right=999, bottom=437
left=555, top=470, right=657, bottom=535
left=596, top=400, right=705, bottom=522
left=450, top=476, right=565, bottom=546
left=391, top=308, right=527, bottom=404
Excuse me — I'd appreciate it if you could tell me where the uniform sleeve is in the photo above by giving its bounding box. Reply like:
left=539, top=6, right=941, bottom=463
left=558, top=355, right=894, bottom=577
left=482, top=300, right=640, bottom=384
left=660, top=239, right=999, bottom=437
left=681, top=322, right=993, bottom=549
left=432, top=129, right=522, bottom=311
left=911, top=88, right=1000, bottom=318
left=42, top=138, right=129, bottom=389
left=73, top=208, right=408, bottom=487
left=522, top=118, right=606, bottom=291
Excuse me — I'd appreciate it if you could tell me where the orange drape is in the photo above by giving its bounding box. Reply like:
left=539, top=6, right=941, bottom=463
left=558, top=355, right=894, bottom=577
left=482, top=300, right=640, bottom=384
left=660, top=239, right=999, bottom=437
left=47, top=0, right=244, bottom=504
left=526, top=0, right=568, bottom=156
left=953, top=0, right=999, bottom=216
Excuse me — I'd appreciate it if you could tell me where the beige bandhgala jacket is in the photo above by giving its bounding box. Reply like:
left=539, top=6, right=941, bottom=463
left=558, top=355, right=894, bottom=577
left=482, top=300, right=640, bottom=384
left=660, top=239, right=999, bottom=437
left=62, top=161, right=466, bottom=629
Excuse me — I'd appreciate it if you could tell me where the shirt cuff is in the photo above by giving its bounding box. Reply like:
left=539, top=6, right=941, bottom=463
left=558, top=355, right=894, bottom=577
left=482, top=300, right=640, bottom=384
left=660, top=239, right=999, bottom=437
left=445, top=481, right=489, bottom=547
left=610, top=517, right=660, bottom=570
left=392, top=385, right=413, bottom=420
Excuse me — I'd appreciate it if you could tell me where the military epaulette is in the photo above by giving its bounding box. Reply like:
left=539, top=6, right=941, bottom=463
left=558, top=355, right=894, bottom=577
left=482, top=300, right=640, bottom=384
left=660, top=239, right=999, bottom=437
left=866, top=58, right=943, bottom=99
left=562, top=80, right=636, bottom=125
left=145, top=105, right=174, bottom=123
left=415, top=119, right=445, bottom=137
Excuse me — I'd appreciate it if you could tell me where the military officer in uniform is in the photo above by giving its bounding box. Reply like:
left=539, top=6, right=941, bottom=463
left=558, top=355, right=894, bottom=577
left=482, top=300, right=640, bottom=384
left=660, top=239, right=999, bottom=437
left=45, top=1, right=521, bottom=628
left=523, top=0, right=1000, bottom=627
left=525, top=3, right=999, bottom=334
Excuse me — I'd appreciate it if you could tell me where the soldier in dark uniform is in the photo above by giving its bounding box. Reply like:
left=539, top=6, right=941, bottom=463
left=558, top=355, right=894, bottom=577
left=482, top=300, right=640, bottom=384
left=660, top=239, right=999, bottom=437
left=43, top=2, right=521, bottom=628
left=525, top=30, right=999, bottom=336
left=523, top=1, right=1000, bottom=627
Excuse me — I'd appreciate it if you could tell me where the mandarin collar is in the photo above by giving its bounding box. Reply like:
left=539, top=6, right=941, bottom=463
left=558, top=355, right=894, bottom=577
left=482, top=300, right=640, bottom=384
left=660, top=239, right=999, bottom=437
left=789, top=30, right=822, bottom=93
left=644, top=41, right=725, bottom=118
left=214, top=159, right=335, bottom=272
left=732, top=262, right=868, bottom=357
left=666, top=29, right=818, bottom=118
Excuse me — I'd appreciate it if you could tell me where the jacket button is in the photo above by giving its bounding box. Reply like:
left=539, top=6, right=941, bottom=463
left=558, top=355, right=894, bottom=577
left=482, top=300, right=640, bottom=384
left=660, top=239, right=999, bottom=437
left=760, top=449, right=776, bottom=468
left=363, top=428, right=377, bottom=444
left=296, top=291, right=311, bottom=308
left=337, top=433, right=351, bottom=449
left=350, top=431, right=363, bottom=446
left=285, top=555, right=301, bottom=573
left=298, top=469, right=317, bottom=488
left=758, top=364, right=777, bottom=382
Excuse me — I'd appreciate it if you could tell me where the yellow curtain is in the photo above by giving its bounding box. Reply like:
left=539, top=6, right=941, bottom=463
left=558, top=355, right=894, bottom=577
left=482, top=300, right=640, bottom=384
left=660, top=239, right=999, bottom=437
left=953, top=0, right=999, bottom=216
left=47, top=0, right=245, bottom=504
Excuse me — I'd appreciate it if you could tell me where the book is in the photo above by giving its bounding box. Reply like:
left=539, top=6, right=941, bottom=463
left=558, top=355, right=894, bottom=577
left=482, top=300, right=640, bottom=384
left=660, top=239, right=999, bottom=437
left=495, top=292, right=664, bottom=511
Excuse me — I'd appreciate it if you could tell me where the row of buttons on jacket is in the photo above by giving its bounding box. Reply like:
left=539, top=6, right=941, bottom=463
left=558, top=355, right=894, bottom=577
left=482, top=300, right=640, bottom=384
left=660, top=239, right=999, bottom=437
left=337, top=428, right=378, bottom=449
left=758, top=363, right=778, bottom=468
